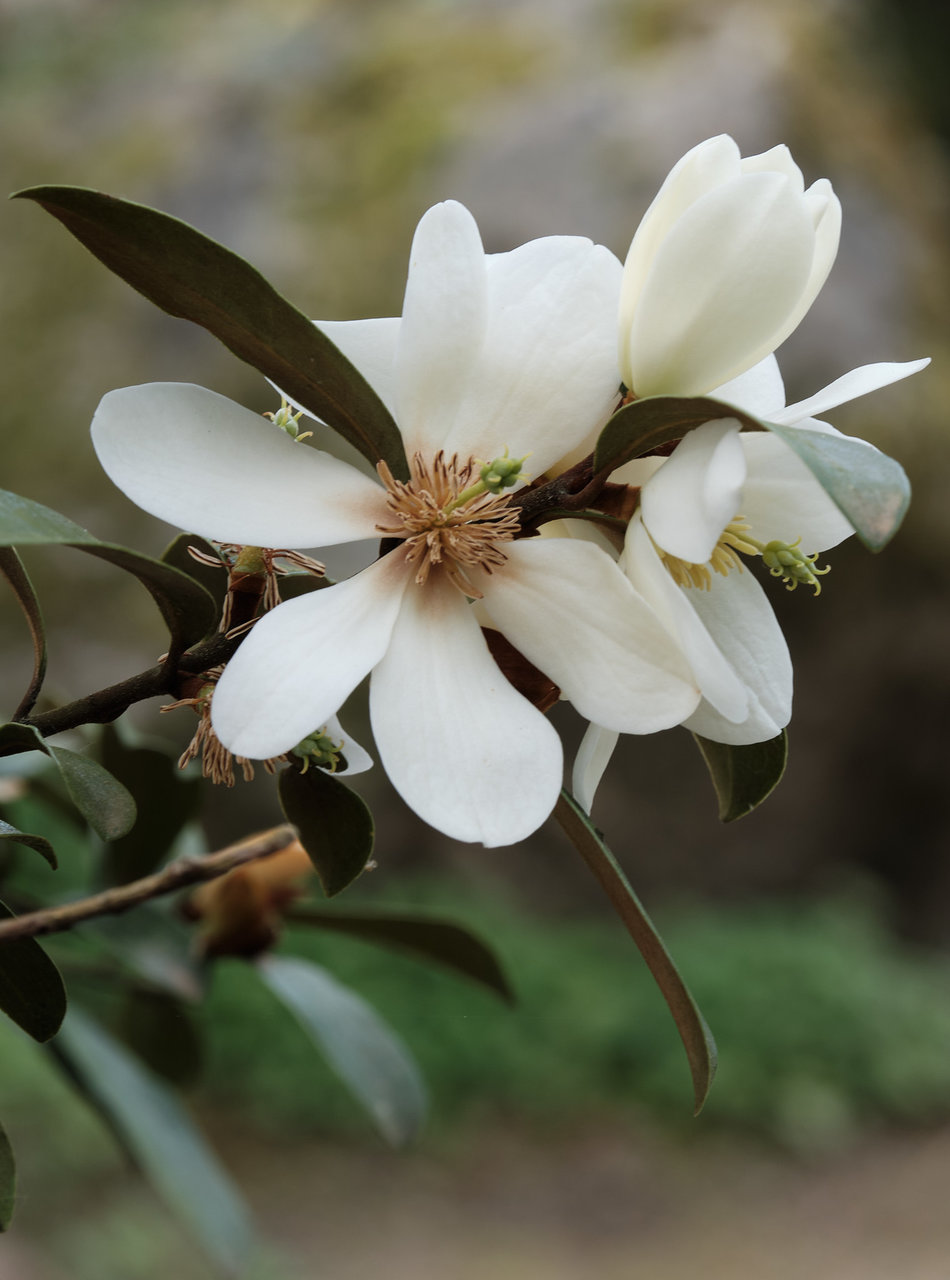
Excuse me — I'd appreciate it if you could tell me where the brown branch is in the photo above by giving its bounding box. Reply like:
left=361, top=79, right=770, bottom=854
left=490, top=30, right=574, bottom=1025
left=0, top=823, right=297, bottom=943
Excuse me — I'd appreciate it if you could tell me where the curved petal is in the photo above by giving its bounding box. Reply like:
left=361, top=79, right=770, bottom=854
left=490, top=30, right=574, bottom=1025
left=740, top=144, right=804, bottom=192
left=572, top=722, right=620, bottom=815
left=711, top=354, right=785, bottom=419
left=739, top=432, right=854, bottom=550
left=627, top=172, right=816, bottom=396
left=323, top=714, right=374, bottom=777
left=433, top=237, right=623, bottom=473
left=479, top=539, right=699, bottom=734
left=777, top=179, right=841, bottom=346
left=770, top=358, right=931, bottom=426
left=680, top=566, right=792, bottom=745
left=623, top=517, right=749, bottom=722
left=212, top=553, right=410, bottom=759
left=369, top=572, right=562, bottom=847
left=640, top=420, right=745, bottom=563
left=395, top=201, right=488, bottom=459
left=312, top=318, right=401, bottom=417
left=92, top=383, right=390, bottom=548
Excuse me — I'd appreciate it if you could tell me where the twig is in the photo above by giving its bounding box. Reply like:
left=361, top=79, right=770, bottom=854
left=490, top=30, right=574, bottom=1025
left=0, top=823, right=297, bottom=942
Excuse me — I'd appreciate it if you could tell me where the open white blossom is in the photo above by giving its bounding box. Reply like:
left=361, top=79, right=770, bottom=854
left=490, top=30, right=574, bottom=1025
left=92, top=200, right=702, bottom=847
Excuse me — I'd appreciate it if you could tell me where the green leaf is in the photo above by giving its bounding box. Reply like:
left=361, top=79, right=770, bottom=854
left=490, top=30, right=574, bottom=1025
left=289, top=907, right=514, bottom=1003
left=0, top=722, right=137, bottom=841
left=257, top=954, right=426, bottom=1146
left=0, top=488, right=218, bottom=658
left=762, top=422, right=910, bottom=551
left=0, top=1120, right=14, bottom=1232
left=0, top=818, right=57, bottom=869
left=115, top=988, right=203, bottom=1088
left=593, top=395, right=762, bottom=474
left=553, top=792, right=717, bottom=1115
left=161, top=533, right=228, bottom=618
left=55, top=1007, right=253, bottom=1274
left=99, top=724, right=201, bottom=883
left=15, top=185, right=408, bottom=479
left=0, top=899, right=67, bottom=1042
left=88, top=906, right=205, bottom=1002
left=278, top=766, right=374, bottom=897
left=692, top=730, right=788, bottom=823
left=0, top=547, right=47, bottom=720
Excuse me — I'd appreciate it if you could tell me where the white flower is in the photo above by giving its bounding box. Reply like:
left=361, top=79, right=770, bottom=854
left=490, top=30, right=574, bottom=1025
left=92, top=200, right=702, bottom=847
left=619, top=135, right=842, bottom=398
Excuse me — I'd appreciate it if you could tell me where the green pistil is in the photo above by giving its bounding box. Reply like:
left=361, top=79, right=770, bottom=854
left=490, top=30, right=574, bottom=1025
left=265, top=398, right=311, bottom=441
left=445, top=451, right=529, bottom=512
left=291, top=728, right=345, bottom=774
left=746, top=535, right=831, bottom=595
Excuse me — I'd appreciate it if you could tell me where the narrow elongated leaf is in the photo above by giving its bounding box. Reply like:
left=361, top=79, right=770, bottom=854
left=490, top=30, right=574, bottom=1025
left=116, top=988, right=203, bottom=1088
left=0, top=548, right=47, bottom=719
left=762, top=421, right=910, bottom=551
left=15, top=185, right=408, bottom=478
left=278, top=766, right=374, bottom=897
left=89, top=907, right=205, bottom=1002
left=0, top=899, right=67, bottom=1042
left=692, top=730, right=788, bottom=823
left=554, top=791, right=717, bottom=1115
left=258, top=954, right=426, bottom=1146
left=0, top=1121, right=14, bottom=1231
left=289, top=907, right=514, bottom=1003
left=594, top=395, right=761, bottom=474
left=56, top=1008, right=252, bottom=1274
left=0, top=488, right=218, bottom=656
left=0, top=818, right=56, bottom=869
left=0, top=722, right=136, bottom=841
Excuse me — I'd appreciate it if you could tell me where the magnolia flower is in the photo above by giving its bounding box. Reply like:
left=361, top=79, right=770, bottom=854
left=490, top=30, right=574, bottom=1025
left=93, top=201, right=701, bottom=847
left=573, top=351, right=929, bottom=811
left=619, top=135, right=841, bottom=398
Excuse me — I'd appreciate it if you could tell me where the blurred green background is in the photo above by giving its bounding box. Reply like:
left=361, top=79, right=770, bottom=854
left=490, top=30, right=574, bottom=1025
left=1, top=0, right=949, bottom=1276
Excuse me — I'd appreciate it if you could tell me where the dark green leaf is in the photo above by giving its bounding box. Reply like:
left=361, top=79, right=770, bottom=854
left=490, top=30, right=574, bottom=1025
left=115, top=988, right=202, bottom=1088
left=762, top=422, right=910, bottom=551
left=289, top=907, right=514, bottom=1003
left=161, top=533, right=228, bottom=618
left=0, top=489, right=218, bottom=657
left=99, top=723, right=201, bottom=883
left=554, top=791, right=717, bottom=1115
left=89, top=907, right=204, bottom=1002
left=278, top=766, right=374, bottom=897
left=0, top=899, right=67, bottom=1042
left=0, top=547, right=47, bottom=720
left=257, top=954, right=426, bottom=1146
left=0, top=722, right=137, bottom=841
left=0, top=1120, right=14, bottom=1231
left=0, top=818, right=57, bottom=869
left=15, top=185, right=408, bottom=479
left=593, top=395, right=762, bottom=474
left=692, top=730, right=788, bottom=823
left=56, top=1008, right=253, bottom=1274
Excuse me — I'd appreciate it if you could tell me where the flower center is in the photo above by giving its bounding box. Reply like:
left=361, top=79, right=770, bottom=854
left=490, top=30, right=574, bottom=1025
left=377, top=451, right=523, bottom=597
left=658, top=518, right=830, bottom=596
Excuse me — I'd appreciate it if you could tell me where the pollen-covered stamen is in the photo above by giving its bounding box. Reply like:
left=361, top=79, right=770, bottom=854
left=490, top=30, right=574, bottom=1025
left=377, top=451, right=521, bottom=597
left=162, top=669, right=283, bottom=786
left=658, top=518, right=758, bottom=590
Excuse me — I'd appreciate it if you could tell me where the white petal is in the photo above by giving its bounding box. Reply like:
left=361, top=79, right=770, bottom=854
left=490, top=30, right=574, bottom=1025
left=739, top=432, right=854, bottom=551
left=711, top=354, right=785, bottom=419
left=92, top=383, right=390, bottom=547
left=623, top=517, right=749, bottom=722
left=681, top=567, right=792, bottom=745
left=740, top=144, right=804, bottom=192
left=312, top=318, right=401, bottom=417
left=323, top=714, right=374, bottom=777
left=627, top=172, right=816, bottom=396
left=641, top=420, right=746, bottom=563
left=770, top=358, right=931, bottom=426
left=572, top=723, right=619, bottom=815
left=395, top=201, right=488, bottom=459
left=369, top=572, right=562, bottom=847
left=479, top=540, right=699, bottom=734
left=212, top=553, right=410, bottom=759
left=780, top=179, right=841, bottom=344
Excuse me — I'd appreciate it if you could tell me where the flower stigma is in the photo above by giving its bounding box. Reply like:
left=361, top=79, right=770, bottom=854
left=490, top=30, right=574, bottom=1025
left=291, top=727, right=346, bottom=774
left=657, top=519, right=830, bottom=596
left=377, top=451, right=523, bottom=597
left=754, top=537, right=831, bottom=594
left=264, top=397, right=313, bottom=443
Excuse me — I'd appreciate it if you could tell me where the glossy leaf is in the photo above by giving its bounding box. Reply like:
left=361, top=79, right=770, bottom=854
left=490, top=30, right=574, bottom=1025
left=278, top=766, right=374, bottom=897
left=257, top=954, right=426, bottom=1146
left=289, top=907, right=514, bottom=1003
left=0, top=547, right=47, bottom=720
left=692, top=730, right=788, bottom=823
left=161, top=533, right=228, bottom=619
left=763, top=421, right=910, bottom=551
left=0, top=722, right=136, bottom=841
left=0, top=488, right=219, bottom=657
left=0, top=899, right=67, bottom=1043
left=56, top=1008, right=253, bottom=1274
left=554, top=791, right=717, bottom=1115
left=15, top=185, right=409, bottom=479
left=0, top=1121, right=14, bottom=1232
left=594, top=395, right=761, bottom=474
left=0, top=818, right=57, bottom=869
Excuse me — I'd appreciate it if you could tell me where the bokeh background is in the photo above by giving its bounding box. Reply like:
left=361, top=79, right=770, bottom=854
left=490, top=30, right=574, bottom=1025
left=1, top=0, right=949, bottom=1276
